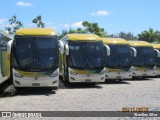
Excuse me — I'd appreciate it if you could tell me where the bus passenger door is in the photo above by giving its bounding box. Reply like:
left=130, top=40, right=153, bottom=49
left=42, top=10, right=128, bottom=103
left=0, top=40, right=7, bottom=83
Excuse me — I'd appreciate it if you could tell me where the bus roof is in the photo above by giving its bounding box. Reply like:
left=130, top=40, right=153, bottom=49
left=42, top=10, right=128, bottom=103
left=128, top=40, right=152, bottom=47
left=15, top=28, right=57, bottom=36
left=0, top=29, right=12, bottom=40
left=65, top=34, right=101, bottom=41
left=152, top=43, right=160, bottom=49
left=101, top=38, right=128, bottom=44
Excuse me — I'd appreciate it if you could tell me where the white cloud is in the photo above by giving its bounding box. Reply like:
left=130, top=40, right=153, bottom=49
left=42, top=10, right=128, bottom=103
left=0, top=19, right=7, bottom=24
left=72, top=21, right=83, bottom=28
left=16, top=1, right=32, bottom=7
left=91, top=10, right=110, bottom=16
left=60, top=21, right=83, bottom=29
left=60, top=23, right=70, bottom=28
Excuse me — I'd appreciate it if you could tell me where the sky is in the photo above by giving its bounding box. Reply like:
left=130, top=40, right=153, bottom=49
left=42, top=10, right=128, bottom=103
left=0, top=0, right=160, bottom=36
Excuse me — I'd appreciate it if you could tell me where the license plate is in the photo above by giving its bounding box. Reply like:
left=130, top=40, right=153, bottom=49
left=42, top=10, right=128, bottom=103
left=32, top=83, right=40, bottom=87
left=85, top=79, right=91, bottom=82
left=116, top=76, right=121, bottom=79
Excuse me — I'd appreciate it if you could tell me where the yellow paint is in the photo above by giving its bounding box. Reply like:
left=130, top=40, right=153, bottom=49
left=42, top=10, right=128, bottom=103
left=17, top=70, right=38, bottom=76
left=128, top=41, right=152, bottom=47
left=152, top=44, right=160, bottom=49
left=72, top=69, right=96, bottom=74
left=16, top=28, right=57, bottom=36
left=66, top=34, right=101, bottom=41
left=101, top=38, right=128, bottom=45
left=6, top=52, right=10, bottom=79
left=107, top=68, right=121, bottom=72
left=134, top=67, right=148, bottom=71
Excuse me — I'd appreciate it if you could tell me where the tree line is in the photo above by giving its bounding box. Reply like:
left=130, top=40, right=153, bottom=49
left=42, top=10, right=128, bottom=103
left=4, top=15, right=160, bottom=43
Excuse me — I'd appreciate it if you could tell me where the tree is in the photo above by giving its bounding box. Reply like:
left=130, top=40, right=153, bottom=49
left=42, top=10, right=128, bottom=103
left=58, top=21, right=107, bottom=39
left=82, top=21, right=107, bottom=37
left=5, top=15, right=23, bottom=35
left=58, top=30, right=68, bottom=39
left=32, top=15, right=45, bottom=28
left=118, top=32, right=137, bottom=40
left=58, top=28, right=87, bottom=39
left=138, top=28, right=159, bottom=43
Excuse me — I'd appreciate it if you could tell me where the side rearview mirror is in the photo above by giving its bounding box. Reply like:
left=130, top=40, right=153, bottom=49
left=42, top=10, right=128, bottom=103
left=154, top=49, right=160, bottom=58
left=7, top=40, right=13, bottom=53
left=59, top=41, right=64, bottom=54
left=65, top=43, right=69, bottom=55
left=130, top=47, right=137, bottom=57
left=104, top=44, right=110, bottom=56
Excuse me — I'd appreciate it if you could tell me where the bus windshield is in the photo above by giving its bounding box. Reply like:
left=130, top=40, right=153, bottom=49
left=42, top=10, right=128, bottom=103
left=13, top=36, right=58, bottom=72
left=106, top=44, right=131, bottom=69
left=68, top=41, right=104, bottom=70
left=132, top=46, right=155, bottom=67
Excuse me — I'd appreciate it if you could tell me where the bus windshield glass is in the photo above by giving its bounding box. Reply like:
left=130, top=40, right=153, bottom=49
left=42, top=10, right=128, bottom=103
left=68, top=41, right=104, bottom=70
left=132, top=46, right=155, bottom=67
left=13, top=36, right=58, bottom=72
left=106, top=44, right=131, bottom=68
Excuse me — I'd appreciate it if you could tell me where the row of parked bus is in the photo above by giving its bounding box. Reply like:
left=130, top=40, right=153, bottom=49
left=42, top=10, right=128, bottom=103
left=0, top=28, right=160, bottom=90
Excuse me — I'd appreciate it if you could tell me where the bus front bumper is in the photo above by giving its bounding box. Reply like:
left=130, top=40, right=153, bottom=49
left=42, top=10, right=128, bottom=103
left=105, top=71, right=132, bottom=80
left=68, top=68, right=106, bottom=83
left=13, top=69, right=59, bottom=87
left=132, top=69, right=156, bottom=77
left=69, top=74, right=105, bottom=83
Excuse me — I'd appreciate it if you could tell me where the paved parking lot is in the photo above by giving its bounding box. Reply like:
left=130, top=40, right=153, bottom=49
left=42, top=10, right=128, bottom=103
left=0, top=77, right=160, bottom=120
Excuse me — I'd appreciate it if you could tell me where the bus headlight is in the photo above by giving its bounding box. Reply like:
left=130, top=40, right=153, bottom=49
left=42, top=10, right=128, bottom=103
left=14, top=73, right=23, bottom=78
left=130, top=66, right=134, bottom=71
left=69, top=71, right=78, bottom=75
left=128, top=68, right=133, bottom=72
left=50, top=71, right=59, bottom=77
left=99, top=69, right=106, bottom=75
left=153, top=66, right=156, bottom=70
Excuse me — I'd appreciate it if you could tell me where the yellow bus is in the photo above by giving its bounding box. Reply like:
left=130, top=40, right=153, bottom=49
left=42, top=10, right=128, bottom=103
left=101, top=38, right=136, bottom=81
left=0, top=29, right=12, bottom=84
left=128, top=41, right=158, bottom=78
left=59, top=34, right=110, bottom=84
left=152, top=43, right=160, bottom=76
left=12, top=28, right=60, bottom=89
